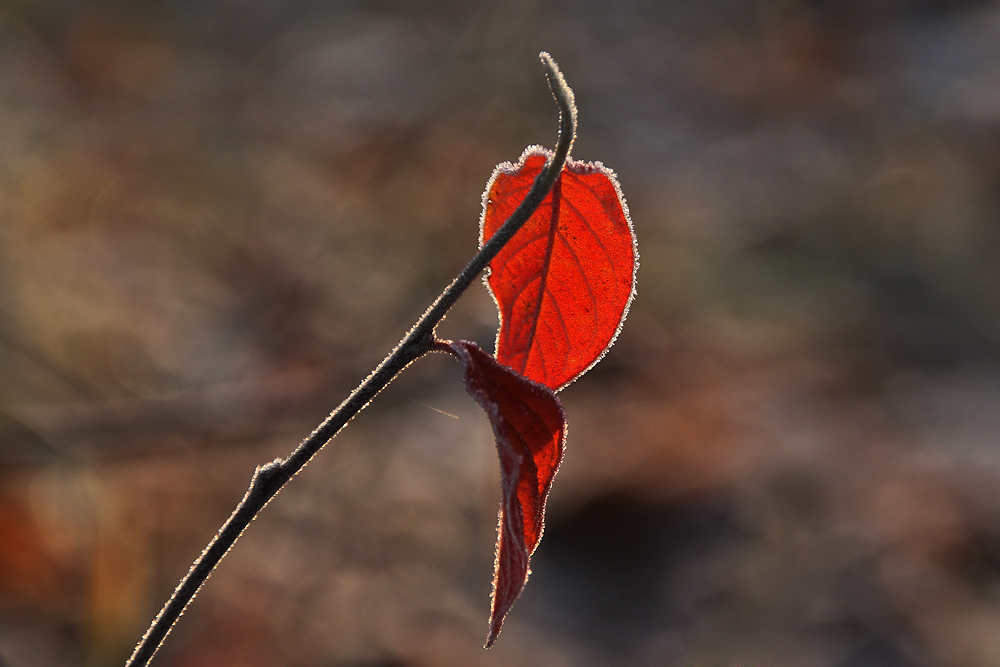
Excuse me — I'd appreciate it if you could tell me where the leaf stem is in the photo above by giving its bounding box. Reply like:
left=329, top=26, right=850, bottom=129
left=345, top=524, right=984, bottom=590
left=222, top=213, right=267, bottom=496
left=125, top=51, right=576, bottom=667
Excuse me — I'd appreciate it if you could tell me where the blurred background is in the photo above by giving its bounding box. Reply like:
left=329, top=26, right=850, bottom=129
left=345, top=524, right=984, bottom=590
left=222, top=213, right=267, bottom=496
left=3, top=1, right=1000, bottom=665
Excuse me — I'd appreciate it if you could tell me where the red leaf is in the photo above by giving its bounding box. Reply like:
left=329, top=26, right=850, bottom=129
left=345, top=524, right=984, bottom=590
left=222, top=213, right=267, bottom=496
left=481, top=146, right=637, bottom=390
left=440, top=340, right=566, bottom=647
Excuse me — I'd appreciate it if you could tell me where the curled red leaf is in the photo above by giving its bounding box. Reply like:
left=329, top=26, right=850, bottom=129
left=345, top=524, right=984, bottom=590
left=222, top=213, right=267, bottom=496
left=440, top=339, right=566, bottom=647
left=481, top=146, right=637, bottom=390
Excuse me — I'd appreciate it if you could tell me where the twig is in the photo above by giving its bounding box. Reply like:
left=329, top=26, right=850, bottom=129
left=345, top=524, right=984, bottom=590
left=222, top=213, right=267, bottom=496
left=125, top=51, right=576, bottom=667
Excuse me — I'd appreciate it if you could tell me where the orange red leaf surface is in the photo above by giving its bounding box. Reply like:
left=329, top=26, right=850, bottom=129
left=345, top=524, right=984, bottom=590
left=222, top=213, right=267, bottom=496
left=440, top=340, right=566, bottom=647
left=481, top=146, right=637, bottom=390
left=453, top=145, right=634, bottom=646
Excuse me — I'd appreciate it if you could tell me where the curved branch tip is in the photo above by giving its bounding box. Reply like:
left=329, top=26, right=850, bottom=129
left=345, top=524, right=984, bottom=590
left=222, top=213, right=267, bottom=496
left=538, top=52, right=577, bottom=160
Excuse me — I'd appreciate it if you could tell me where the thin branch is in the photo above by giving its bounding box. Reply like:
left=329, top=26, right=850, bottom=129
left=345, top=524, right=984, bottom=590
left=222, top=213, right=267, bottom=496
left=125, top=51, right=577, bottom=667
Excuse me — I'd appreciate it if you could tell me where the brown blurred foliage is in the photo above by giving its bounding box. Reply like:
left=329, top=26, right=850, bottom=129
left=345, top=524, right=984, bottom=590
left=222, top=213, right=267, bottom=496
left=3, top=1, right=1000, bottom=665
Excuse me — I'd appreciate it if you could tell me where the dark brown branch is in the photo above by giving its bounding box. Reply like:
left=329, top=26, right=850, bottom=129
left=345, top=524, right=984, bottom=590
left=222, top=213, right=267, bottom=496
left=125, top=51, right=577, bottom=667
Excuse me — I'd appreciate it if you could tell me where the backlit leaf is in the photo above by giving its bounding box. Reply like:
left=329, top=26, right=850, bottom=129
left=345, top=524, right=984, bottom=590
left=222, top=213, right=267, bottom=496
left=481, top=146, right=637, bottom=390
left=440, top=339, right=566, bottom=647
